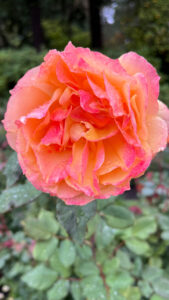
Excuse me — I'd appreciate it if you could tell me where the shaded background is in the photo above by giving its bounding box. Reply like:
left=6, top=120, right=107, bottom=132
left=0, top=0, right=169, bottom=117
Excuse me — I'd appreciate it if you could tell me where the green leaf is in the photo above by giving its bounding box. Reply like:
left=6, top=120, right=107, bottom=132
left=161, top=231, right=169, bottom=240
left=75, top=244, right=92, bottom=260
left=125, top=238, right=151, bottom=256
left=21, top=250, right=31, bottom=263
left=7, top=262, right=29, bottom=279
left=117, top=250, right=133, bottom=270
left=138, top=280, right=153, bottom=298
left=132, top=257, right=143, bottom=277
left=3, top=152, right=22, bottom=187
left=109, top=291, right=126, bottom=300
left=0, top=249, right=10, bottom=269
left=71, top=282, right=82, bottom=300
left=23, top=217, right=52, bottom=240
left=132, top=216, right=157, bottom=239
left=103, top=205, right=135, bottom=229
left=150, top=295, right=166, bottom=300
left=96, top=218, right=117, bottom=249
left=149, top=257, right=162, bottom=268
left=97, top=196, right=116, bottom=210
left=47, top=279, right=69, bottom=300
left=22, top=265, right=57, bottom=291
left=49, top=250, right=71, bottom=278
left=0, top=181, right=41, bottom=213
left=142, top=266, right=163, bottom=283
left=158, top=214, right=169, bottom=230
left=106, top=270, right=134, bottom=290
left=96, top=250, right=108, bottom=265
left=121, top=227, right=133, bottom=240
left=122, top=287, right=141, bottom=300
left=85, top=214, right=99, bottom=239
left=38, top=210, right=60, bottom=234
left=154, top=241, right=167, bottom=256
left=75, top=261, right=99, bottom=277
left=152, top=278, right=169, bottom=299
left=103, top=258, right=120, bottom=275
left=33, top=238, right=58, bottom=262
left=81, top=276, right=107, bottom=300
left=23, top=209, right=59, bottom=240
left=57, top=199, right=96, bottom=243
left=59, top=240, right=76, bottom=268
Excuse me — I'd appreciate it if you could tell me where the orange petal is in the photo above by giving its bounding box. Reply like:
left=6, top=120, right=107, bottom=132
left=71, top=107, right=111, bottom=128
left=147, top=116, right=168, bottom=154
left=3, top=86, right=51, bottom=149
left=79, top=90, right=100, bottom=113
left=84, top=122, right=118, bottom=141
left=158, top=100, right=169, bottom=138
left=98, top=135, right=135, bottom=175
left=100, top=167, right=128, bottom=185
left=104, top=74, right=126, bottom=116
left=64, top=42, right=127, bottom=76
left=41, top=123, right=63, bottom=146
left=50, top=181, right=81, bottom=199
left=119, top=52, right=160, bottom=115
left=67, top=138, right=88, bottom=182
left=63, top=193, right=95, bottom=206
left=34, top=147, right=71, bottom=183
left=70, top=123, right=86, bottom=142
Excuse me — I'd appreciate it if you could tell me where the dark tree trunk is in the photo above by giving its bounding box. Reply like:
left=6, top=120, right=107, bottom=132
left=27, top=0, right=44, bottom=52
left=60, top=0, right=66, bottom=17
left=88, top=0, right=103, bottom=49
left=0, top=30, right=9, bottom=48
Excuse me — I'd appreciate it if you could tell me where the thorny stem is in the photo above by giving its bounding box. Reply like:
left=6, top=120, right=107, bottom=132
left=112, top=241, right=125, bottom=257
left=90, top=234, right=110, bottom=296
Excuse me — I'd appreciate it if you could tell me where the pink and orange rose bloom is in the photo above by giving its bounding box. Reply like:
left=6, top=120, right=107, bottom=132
left=3, top=42, right=169, bottom=205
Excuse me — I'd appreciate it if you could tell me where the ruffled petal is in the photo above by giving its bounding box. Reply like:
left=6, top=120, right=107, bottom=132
left=158, top=100, right=169, bottom=141
left=34, top=147, right=71, bottom=183
left=147, top=116, right=168, bottom=154
left=119, top=52, right=160, bottom=115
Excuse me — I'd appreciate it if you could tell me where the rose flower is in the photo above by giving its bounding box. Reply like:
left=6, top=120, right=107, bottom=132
left=3, top=42, right=169, bottom=205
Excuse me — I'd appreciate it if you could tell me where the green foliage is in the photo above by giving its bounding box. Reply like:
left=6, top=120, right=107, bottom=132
left=1, top=166, right=169, bottom=299
left=71, top=281, right=82, bottom=300
left=56, top=198, right=96, bottom=243
left=47, top=279, right=69, bottom=300
left=132, top=216, right=157, bottom=239
left=42, top=20, right=69, bottom=51
left=22, top=265, right=58, bottom=290
left=3, top=152, right=22, bottom=187
left=125, top=238, right=151, bottom=256
left=23, top=209, right=59, bottom=240
left=58, top=240, right=76, bottom=267
left=0, top=181, right=41, bottom=213
left=0, top=47, right=46, bottom=116
left=49, top=250, right=71, bottom=278
left=159, top=83, right=169, bottom=107
left=42, top=20, right=90, bottom=50
left=103, top=205, right=135, bottom=228
left=33, top=238, right=58, bottom=262
left=114, top=0, right=169, bottom=57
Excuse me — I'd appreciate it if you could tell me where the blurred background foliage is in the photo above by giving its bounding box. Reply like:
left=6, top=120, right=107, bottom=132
left=0, top=0, right=169, bottom=299
left=0, top=0, right=169, bottom=116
